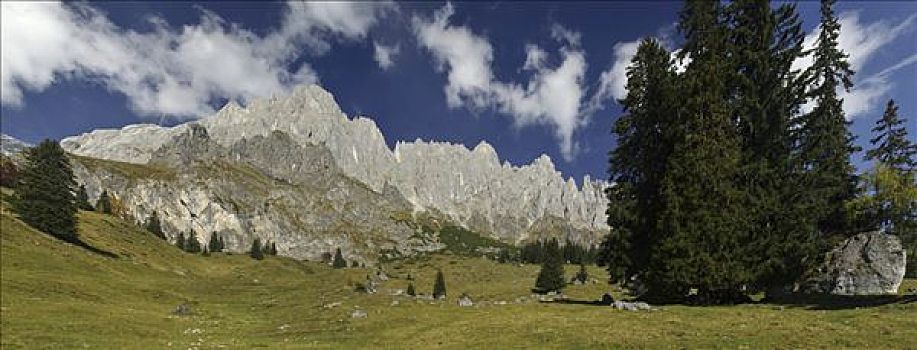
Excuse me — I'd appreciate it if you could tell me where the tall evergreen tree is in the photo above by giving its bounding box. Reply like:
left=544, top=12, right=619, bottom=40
left=208, top=233, right=222, bottom=253
left=218, top=236, right=226, bottom=251
left=76, top=185, right=94, bottom=211
left=250, top=238, right=264, bottom=260
left=725, top=0, right=820, bottom=293
left=12, top=140, right=79, bottom=242
left=144, top=212, right=165, bottom=240
left=854, top=99, right=917, bottom=275
left=332, top=248, right=347, bottom=268
left=0, top=154, right=18, bottom=188
left=648, top=0, right=750, bottom=302
left=96, top=190, right=112, bottom=214
left=535, top=238, right=566, bottom=293
left=185, top=230, right=202, bottom=253
left=866, top=100, right=916, bottom=171
left=433, top=270, right=447, bottom=299
left=602, top=38, right=678, bottom=285
left=796, top=0, right=859, bottom=236
left=406, top=283, right=416, bottom=296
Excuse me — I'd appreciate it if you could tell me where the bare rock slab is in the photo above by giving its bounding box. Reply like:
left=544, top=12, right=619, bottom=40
left=804, top=231, right=906, bottom=295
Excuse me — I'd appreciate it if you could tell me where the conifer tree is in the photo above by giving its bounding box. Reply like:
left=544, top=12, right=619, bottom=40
left=726, top=0, right=820, bottom=293
left=270, top=242, right=278, bottom=255
left=0, top=154, right=18, bottom=188
left=76, top=185, right=94, bottom=211
left=648, top=0, right=750, bottom=302
left=175, top=232, right=186, bottom=251
left=796, top=0, right=859, bottom=236
left=602, top=37, right=678, bottom=284
left=433, top=270, right=447, bottom=299
left=218, top=236, right=226, bottom=252
left=185, top=230, right=202, bottom=253
left=406, top=283, right=416, bottom=296
left=144, top=212, right=165, bottom=240
left=535, top=238, right=565, bottom=293
left=332, top=248, right=347, bottom=268
left=250, top=238, right=264, bottom=260
left=202, top=247, right=210, bottom=257
left=12, top=140, right=78, bottom=242
left=208, top=233, right=222, bottom=253
left=96, top=190, right=112, bottom=214
left=575, top=263, right=589, bottom=284
left=866, top=100, right=916, bottom=171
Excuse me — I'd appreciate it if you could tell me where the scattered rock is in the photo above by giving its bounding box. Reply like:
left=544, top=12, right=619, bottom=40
left=390, top=300, right=399, bottom=306
left=172, top=303, right=192, bottom=316
left=351, top=310, right=367, bottom=319
left=458, top=295, right=474, bottom=307
left=611, top=301, right=654, bottom=311
left=376, top=270, right=389, bottom=281
left=802, top=231, right=906, bottom=295
left=322, top=302, right=342, bottom=309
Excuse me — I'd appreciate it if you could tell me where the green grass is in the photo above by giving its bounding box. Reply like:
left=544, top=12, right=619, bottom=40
left=1, top=193, right=916, bottom=349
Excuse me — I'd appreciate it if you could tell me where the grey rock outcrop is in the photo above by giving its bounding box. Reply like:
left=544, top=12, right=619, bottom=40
left=1, top=134, right=31, bottom=157
left=71, top=126, right=442, bottom=263
left=61, top=85, right=609, bottom=245
left=803, top=231, right=906, bottom=295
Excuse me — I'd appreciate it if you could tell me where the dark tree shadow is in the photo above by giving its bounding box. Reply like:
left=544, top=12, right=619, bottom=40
left=551, top=298, right=607, bottom=306
left=62, top=237, right=119, bottom=259
left=763, top=293, right=917, bottom=310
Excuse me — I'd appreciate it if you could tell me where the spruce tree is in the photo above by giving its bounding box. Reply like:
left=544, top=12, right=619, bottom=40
left=433, top=270, right=447, bottom=299
left=535, top=238, right=565, bottom=293
left=250, top=238, right=264, bottom=260
left=0, top=154, right=18, bottom=188
left=575, top=263, right=589, bottom=284
left=218, top=236, right=226, bottom=251
left=208, top=233, right=222, bottom=253
left=855, top=99, right=916, bottom=276
left=12, top=140, right=79, bottom=242
left=725, top=0, right=820, bottom=294
left=175, top=232, right=186, bottom=251
left=270, top=242, right=278, bottom=255
left=646, top=0, right=750, bottom=302
left=202, top=247, right=210, bottom=257
left=185, top=230, right=202, bottom=253
left=796, top=0, right=859, bottom=236
left=76, top=185, right=94, bottom=211
left=96, top=190, right=112, bottom=214
left=866, top=100, right=916, bottom=171
left=144, top=212, right=165, bottom=240
left=332, top=248, right=347, bottom=268
left=602, top=37, right=678, bottom=285
left=406, top=283, right=416, bottom=296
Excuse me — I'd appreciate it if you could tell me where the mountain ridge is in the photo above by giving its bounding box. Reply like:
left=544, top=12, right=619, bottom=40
left=58, top=84, right=609, bottom=254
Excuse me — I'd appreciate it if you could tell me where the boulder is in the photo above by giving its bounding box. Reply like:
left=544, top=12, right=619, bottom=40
left=351, top=310, right=368, bottom=318
left=803, top=231, right=906, bottom=295
left=172, top=303, right=191, bottom=316
left=600, top=293, right=614, bottom=305
left=458, top=295, right=474, bottom=307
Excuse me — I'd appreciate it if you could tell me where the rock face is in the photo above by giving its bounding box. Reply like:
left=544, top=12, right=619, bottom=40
left=1, top=134, right=31, bottom=157
left=71, top=126, right=442, bottom=264
left=804, top=231, right=906, bottom=295
left=61, top=84, right=609, bottom=247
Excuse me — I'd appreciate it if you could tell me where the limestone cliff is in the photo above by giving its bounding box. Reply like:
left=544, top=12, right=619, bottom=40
left=61, top=85, right=609, bottom=250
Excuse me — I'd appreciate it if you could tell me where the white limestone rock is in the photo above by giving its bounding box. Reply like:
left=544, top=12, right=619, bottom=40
left=61, top=84, right=610, bottom=245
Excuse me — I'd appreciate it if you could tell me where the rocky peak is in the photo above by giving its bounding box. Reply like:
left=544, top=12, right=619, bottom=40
left=61, top=84, right=610, bottom=244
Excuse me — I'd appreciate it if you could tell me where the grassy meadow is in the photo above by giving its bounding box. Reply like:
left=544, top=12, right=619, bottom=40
left=1, top=191, right=916, bottom=349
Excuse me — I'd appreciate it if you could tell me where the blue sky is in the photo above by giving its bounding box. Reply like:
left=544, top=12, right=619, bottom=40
left=1, top=1, right=915, bottom=183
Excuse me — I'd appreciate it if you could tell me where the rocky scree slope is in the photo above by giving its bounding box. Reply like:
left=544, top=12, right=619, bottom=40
left=61, top=85, right=609, bottom=251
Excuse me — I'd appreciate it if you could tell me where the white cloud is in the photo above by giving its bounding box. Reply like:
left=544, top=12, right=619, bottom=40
left=0, top=1, right=393, bottom=118
left=586, top=40, right=639, bottom=114
left=794, top=12, right=917, bottom=119
left=373, top=42, right=400, bottom=70
left=412, top=3, right=587, bottom=161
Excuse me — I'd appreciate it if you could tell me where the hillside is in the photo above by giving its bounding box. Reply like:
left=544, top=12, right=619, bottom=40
left=2, top=189, right=916, bottom=349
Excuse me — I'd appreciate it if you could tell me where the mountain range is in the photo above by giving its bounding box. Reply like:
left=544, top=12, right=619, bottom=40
left=8, top=85, right=609, bottom=263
